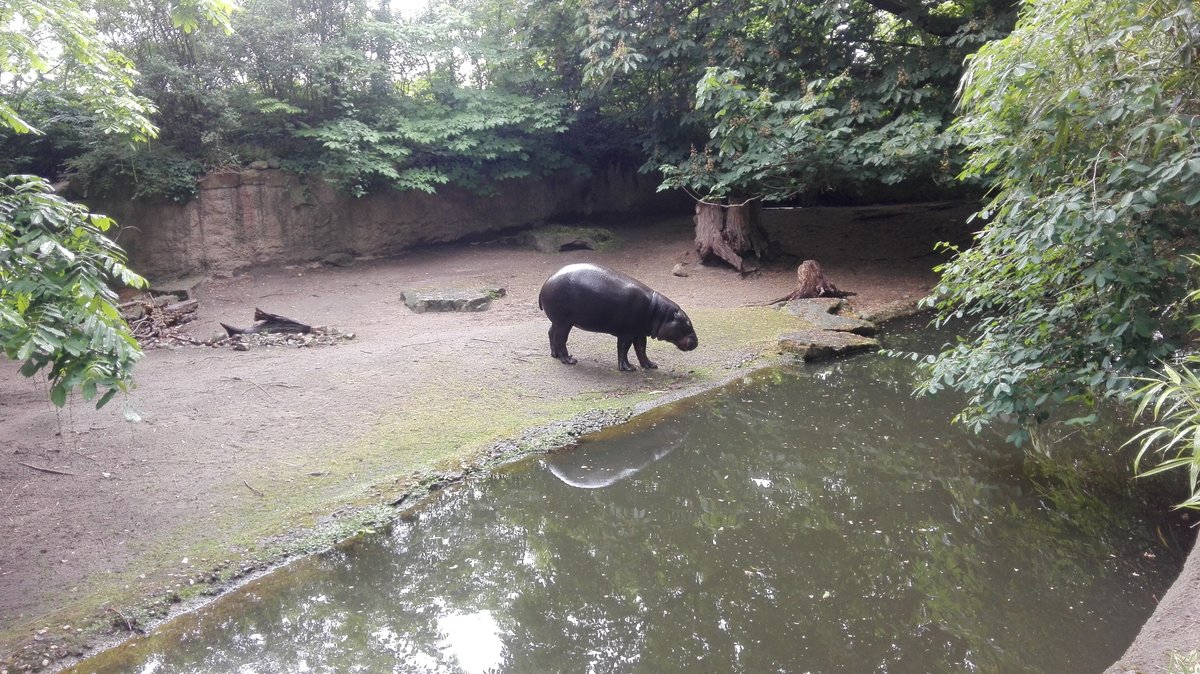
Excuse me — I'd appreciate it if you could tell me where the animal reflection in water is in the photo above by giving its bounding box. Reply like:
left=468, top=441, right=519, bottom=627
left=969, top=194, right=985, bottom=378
left=545, top=422, right=690, bottom=489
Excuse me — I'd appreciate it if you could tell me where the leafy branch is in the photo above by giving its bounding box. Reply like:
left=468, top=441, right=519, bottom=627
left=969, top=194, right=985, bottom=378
left=0, top=175, right=147, bottom=408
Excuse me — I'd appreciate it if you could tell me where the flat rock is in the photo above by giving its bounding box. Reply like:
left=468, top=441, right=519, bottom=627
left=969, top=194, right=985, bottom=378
left=149, top=274, right=207, bottom=301
left=520, top=225, right=619, bottom=253
left=778, top=330, right=881, bottom=362
left=401, top=286, right=506, bottom=313
left=782, top=298, right=878, bottom=336
left=322, top=252, right=356, bottom=267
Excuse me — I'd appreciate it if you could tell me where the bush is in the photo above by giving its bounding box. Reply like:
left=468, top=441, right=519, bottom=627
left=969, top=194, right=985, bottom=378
left=67, top=143, right=204, bottom=203
left=0, top=176, right=146, bottom=408
left=919, top=0, right=1200, bottom=444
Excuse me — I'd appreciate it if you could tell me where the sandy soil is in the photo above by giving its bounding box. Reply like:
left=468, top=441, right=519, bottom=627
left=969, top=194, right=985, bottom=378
left=2, top=203, right=1189, bottom=673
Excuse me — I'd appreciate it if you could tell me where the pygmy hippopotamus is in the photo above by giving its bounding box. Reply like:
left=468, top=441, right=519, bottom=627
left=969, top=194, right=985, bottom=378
left=538, top=263, right=698, bottom=371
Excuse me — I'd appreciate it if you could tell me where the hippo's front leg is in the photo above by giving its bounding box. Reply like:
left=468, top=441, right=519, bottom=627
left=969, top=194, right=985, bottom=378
left=616, top=337, right=637, bottom=371
left=633, top=335, right=657, bottom=369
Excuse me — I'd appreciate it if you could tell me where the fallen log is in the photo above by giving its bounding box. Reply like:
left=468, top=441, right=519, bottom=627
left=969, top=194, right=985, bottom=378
left=222, top=308, right=313, bottom=336
left=163, top=299, right=199, bottom=315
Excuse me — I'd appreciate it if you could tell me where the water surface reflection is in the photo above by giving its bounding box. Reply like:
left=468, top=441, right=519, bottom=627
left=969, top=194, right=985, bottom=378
left=73, top=326, right=1188, bottom=674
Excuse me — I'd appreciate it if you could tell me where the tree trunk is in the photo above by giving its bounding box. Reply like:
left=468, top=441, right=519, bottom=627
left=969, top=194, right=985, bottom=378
left=693, top=200, right=770, bottom=272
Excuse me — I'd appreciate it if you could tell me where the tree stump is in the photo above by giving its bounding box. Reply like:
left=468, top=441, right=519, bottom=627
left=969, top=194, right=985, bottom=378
left=768, top=260, right=856, bottom=303
left=694, top=200, right=770, bottom=272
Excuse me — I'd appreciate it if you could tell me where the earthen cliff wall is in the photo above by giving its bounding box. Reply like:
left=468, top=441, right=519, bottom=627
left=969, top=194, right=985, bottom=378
left=92, top=165, right=688, bottom=279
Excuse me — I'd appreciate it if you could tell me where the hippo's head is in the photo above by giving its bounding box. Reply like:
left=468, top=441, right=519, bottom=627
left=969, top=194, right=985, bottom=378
left=654, top=305, right=698, bottom=352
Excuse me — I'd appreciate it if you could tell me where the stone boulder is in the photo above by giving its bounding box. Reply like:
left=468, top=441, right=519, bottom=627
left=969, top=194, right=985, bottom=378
left=781, top=298, right=878, bottom=336
left=520, top=225, right=619, bottom=253
left=401, top=286, right=506, bottom=313
left=778, top=330, right=881, bottom=362
left=778, top=297, right=881, bottom=361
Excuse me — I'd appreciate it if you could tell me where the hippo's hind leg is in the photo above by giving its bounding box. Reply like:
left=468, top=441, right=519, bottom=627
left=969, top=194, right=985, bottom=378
left=549, top=322, right=577, bottom=365
left=633, top=335, right=658, bottom=369
left=616, top=337, right=637, bottom=372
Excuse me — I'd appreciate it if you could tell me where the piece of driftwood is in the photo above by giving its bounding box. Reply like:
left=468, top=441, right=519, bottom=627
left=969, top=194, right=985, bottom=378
left=163, top=299, right=199, bottom=314
left=764, top=260, right=856, bottom=304
left=18, top=461, right=79, bottom=476
left=221, top=308, right=313, bottom=336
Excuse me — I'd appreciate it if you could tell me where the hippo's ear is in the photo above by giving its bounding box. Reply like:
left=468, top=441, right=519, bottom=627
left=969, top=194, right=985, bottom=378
left=672, top=309, right=692, bottom=330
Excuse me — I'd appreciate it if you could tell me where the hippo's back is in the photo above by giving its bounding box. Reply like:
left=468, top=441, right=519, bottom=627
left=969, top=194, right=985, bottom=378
left=538, top=263, right=655, bottom=335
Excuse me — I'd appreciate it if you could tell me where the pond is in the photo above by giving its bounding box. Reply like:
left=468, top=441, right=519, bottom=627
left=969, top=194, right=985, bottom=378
left=69, top=321, right=1190, bottom=673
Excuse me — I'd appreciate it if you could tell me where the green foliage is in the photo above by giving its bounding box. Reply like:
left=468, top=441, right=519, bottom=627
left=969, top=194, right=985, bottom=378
left=275, top=0, right=573, bottom=196
left=70, top=0, right=574, bottom=199
left=0, top=0, right=182, bottom=407
left=10, top=0, right=1018, bottom=204
left=919, top=0, right=1200, bottom=444
left=170, top=0, right=241, bottom=34
left=0, top=0, right=157, bottom=140
left=660, top=66, right=956, bottom=200
left=68, top=143, right=204, bottom=203
left=576, top=0, right=1013, bottom=201
left=91, top=0, right=247, bottom=155
left=1127, top=355, right=1200, bottom=510
left=0, top=90, right=94, bottom=179
left=294, top=87, right=570, bottom=197
left=1127, top=259, right=1200, bottom=510
left=0, top=176, right=147, bottom=408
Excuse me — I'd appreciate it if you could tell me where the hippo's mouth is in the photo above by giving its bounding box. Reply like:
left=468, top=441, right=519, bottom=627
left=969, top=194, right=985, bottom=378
left=675, top=334, right=698, bottom=351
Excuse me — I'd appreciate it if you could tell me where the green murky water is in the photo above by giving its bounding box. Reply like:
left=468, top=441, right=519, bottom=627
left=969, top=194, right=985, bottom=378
left=71, top=323, right=1189, bottom=673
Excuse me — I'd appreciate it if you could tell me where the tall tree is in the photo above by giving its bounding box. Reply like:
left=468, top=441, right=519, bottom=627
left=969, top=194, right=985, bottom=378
left=0, top=0, right=235, bottom=407
left=918, top=0, right=1200, bottom=445
left=573, top=0, right=1015, bottom=270
left=64, top=0, right=575, bottom=199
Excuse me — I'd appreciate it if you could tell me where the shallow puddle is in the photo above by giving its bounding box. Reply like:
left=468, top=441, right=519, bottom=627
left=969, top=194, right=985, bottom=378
left=70, top=321, right=1190, bottom=673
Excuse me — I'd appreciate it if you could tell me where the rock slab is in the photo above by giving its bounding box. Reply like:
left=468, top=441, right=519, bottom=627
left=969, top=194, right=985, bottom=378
left=520, top=225, right=619, bottom=253
left=778, top=330, right=881, bottom=361
left=778, top=297, right=881, bottom=361
left=782, top=298, right=878, bottom=336
left=401, top=286, right=506, bottom=313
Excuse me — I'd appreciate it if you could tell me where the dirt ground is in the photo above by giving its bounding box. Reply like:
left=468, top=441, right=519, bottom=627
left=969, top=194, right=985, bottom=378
left=0, top=203, right=1191, bottom=673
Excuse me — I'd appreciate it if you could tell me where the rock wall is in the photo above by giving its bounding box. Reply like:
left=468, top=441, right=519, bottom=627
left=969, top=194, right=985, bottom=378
left=93, top=164, right=689, bottom=280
